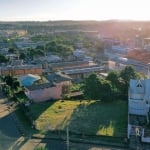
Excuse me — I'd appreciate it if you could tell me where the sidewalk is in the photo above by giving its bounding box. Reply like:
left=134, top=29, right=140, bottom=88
left=31, top=132, right=128, bottom=149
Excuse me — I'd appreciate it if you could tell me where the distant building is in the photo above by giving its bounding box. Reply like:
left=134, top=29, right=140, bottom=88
left=100, top=36, right=113, bottom=49
left=134, top=35, right=144, bottom=48
left=45, top=72, right=72, bottom=94
left=73, top=49, right=85, bottom=60
left=63, top=66, right=104, bottom=81
left=6, top=54, right=19, bottom=61
left=143, top=38, right=150, bottom=51
left=10, top=59, right=23, bottom=66
left=49, top=60, right=97, bottom=72
left=144, top=44, right=150, bottom=51
left=111, top=45, right=131, bottom=54
left=46, top=55, right=62, bottom=63
left=1, top=64, right=42, bottom=76
left=0, top=41, right=8, bottom=48
left=99, top=73, right=108, bottom=78
left=45, top=72, right=72, bottom=86
left=0, top=48, right=9, bottom=55
left=74, top=42, right=83, bottom=48
left=101, top=60, right=126, bottom=71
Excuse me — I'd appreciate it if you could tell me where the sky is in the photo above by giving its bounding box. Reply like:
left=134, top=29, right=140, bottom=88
left=0, top=0, right=150, bottom=21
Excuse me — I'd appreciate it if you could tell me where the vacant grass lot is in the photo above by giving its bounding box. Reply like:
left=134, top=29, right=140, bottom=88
left=28, top=100, right=127, bottom=137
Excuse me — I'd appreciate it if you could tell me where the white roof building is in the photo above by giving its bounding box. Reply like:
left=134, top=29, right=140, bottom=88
left=73, top=49, right=85, bottom=58
left=128, top=79, right=150, bottom=143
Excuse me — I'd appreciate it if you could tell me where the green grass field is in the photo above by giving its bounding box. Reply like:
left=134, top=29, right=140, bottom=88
left=28, top=100, right=127, bottom=137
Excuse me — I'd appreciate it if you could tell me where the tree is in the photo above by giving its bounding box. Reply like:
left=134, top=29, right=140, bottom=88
left=106, top=71, right=119, bottom=90
left=0, top=54, right=8, bottom=63
left=4, top=75, right=21, bottom=95
left=46, top=38, right=73, bottom=57
left=13, top=78, right=21, bottom=91
left=27, top=48, right=35, bottom=60
left=83, top=73, right=112, bottom=101
left=120, top=66, right=137, bottom=83
left=119, top=66, right=139, bottom=97
left=8, top=47, right=17, bottom=53
left=83, top=73, right=101, bottom=100
left=35, top=49, right=45, bottom=56
left=19, top=52, right=26, bottom=60
left=36, top=45, right=44, bottom=50
left=99, top=78, right=112, bottom=101
left=4, top=75, right=13, bottom=87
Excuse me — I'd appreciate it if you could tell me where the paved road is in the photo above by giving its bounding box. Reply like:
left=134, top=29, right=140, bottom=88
left=20, top=138, right=127, bottom=150
left=0, top=95, right=21, bottom=150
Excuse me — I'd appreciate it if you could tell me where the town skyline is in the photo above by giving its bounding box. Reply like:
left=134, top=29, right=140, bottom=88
left=0, top=0, right=150, bottom=21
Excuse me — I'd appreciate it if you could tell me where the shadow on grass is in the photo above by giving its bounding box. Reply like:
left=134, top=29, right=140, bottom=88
left=55, top=100, right=128, bottom=137
left=30, top=100, right=128, bottom=150
left=28, top=100, right=57, bottom=121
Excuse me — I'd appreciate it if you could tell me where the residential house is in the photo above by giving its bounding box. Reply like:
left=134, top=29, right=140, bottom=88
left=128, top=79, right=150, bottom=143
left=24, top=72, right=72, bottom=103
left=45, top=72, right=72, bottom=86
left=45, top=72, right=72, bottom=94
left=25, top=83, right=62, bottom=103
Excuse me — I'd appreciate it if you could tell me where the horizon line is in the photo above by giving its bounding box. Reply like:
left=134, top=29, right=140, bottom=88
left=0, top=19, right=150, bottom=22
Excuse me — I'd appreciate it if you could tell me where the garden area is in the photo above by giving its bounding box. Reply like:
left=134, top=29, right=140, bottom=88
left=28, top=100, right=128, bottom=137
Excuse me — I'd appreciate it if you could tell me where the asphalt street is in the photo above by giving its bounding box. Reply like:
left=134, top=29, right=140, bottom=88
left=0, top=95, right=21, bottom=150
left=20, top=138, right=127, bottom=150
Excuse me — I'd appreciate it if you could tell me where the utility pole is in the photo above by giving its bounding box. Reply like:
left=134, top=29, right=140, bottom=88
left=66, top=126, right=69, bottom=150
left=44, top=44, right=46, bottom=58
left=0, top=67, right=2, bottom=92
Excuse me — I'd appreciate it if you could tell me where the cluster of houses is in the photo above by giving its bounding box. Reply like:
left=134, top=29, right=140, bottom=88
left=1, top=32, right=150, bottom=144
left=0, top=57, right=106, bottom=103
left=0, top=36, right=107, bottom=103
